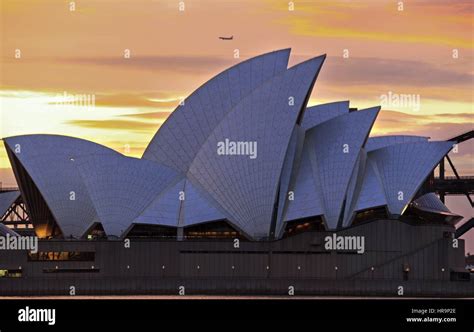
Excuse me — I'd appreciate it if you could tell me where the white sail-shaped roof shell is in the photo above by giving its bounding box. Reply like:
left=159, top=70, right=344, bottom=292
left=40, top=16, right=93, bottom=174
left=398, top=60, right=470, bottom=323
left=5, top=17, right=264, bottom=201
left=369, top=141, right=453, bottom=215
left=278, top=101, right=351, bottom=234
left=180, top=179, right=226, bottom=227
left=3, top=135, right=118, bottom=238
left=2, top=51, right=457, bottom=241
left=353, top=135, right=430, bottom=215
left=303, top=107, right=380, bottom=230
left=74, top=154, right=181, bottom=237
left=301, top=101, right=350, bottom=130
left=281, top=137, right=325, bottom=226
left=412, top=192, right=451, bottom=213
left=274, top=125, right=305, bottom=236
left=142, top=49, right=291, bottom=174
left=365, top=135, right=428, bottom=152
left=133, top=177, right=227, bottom=229
left=132, top=179, right=185, bottom=228
left=187, top=56, right=326, bottom=239
left=354, top=157, right=387, bottom=212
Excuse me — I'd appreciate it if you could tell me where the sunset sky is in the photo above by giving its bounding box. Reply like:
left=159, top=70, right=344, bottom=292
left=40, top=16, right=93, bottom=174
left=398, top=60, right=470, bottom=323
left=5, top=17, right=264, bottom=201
left=0, top=0, right=472, bottom=250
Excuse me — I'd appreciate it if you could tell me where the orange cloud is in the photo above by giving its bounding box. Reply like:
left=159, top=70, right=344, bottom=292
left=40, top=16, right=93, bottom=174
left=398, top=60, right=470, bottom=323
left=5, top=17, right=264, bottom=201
left=273, top=0, right=473, bottom=48
left=120, top=111, right=172, bottom=120
left=44, top=92, right=182, bottom=109
left=66, top=119, right=158, bottom=132
left=371, top=110, right=474, bottom=139
left=285, top=19, right=472, bottom=48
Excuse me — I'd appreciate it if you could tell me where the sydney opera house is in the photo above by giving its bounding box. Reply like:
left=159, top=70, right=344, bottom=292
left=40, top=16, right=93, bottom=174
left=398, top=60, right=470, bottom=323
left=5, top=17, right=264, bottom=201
left=0, top=49, right=472, bottom=296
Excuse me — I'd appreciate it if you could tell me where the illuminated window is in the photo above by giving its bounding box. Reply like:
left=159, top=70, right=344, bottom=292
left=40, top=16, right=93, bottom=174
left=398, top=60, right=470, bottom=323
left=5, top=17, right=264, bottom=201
left=28, top=251, right=95, bottom=261
left=0, top=269, right=22, bottom=278
left=184, top=220, right=241, bottom=239
left=283, top=216, right=324, bottom=237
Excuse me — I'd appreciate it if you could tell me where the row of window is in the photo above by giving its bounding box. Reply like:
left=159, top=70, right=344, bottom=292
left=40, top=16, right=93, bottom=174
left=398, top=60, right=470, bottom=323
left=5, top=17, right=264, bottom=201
left=28, top=251, right=95, bottom=262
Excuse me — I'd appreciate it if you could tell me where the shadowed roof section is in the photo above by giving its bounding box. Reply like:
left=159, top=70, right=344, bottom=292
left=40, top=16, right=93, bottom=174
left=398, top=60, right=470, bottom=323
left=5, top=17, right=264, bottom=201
left=275, top=125, right=306, bottom=236
left=0, top=223, right=20, bottom=236
left=133, top=178, right=226, bottom=228
left=0, top=190, right=20, bottom=219
left=281, top=135, right=325, bottom=227
left=133, top=178, right=185, bottom=228
left=354, top=157, right=387, bottom=212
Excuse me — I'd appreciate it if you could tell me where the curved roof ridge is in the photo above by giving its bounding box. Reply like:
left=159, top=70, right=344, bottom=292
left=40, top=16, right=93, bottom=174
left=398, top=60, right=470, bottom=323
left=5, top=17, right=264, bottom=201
left=74, top=153, right=182, bottom=237
left=3, top=135, right=119, bottom=238
left=3, top=134, right=121, bottom=155
left=369, top=140, right=454, bottom=215
left=369, top=134, right=430, bottom=140
left=353, top=156, right=387, bottom=213
left=186, top=54, right=326, bottom=177
left=186, top=55, right=326, bottom=238
left=366, top=135, right=429, bottom=152
left=142, top=49, right=292, bottom=173
left=304, top=106, right=380, bottom=230
left=178, top=55, right=327, bottom=229
left=302, top=100, right=350, bottom=130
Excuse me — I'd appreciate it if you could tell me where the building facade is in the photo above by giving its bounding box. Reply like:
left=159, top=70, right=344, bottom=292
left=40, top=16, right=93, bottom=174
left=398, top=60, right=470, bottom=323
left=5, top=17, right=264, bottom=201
left=0, top=49, right=472, bottom=296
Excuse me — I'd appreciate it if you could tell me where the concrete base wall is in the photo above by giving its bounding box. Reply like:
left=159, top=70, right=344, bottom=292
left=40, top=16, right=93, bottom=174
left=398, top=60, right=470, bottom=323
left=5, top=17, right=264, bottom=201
left=0, top=219, right=472, bottom=296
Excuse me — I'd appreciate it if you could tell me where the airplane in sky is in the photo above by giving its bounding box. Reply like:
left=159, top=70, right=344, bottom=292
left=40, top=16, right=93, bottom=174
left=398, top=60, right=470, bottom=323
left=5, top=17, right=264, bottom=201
left=219, top=35, right=233, bottom=40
